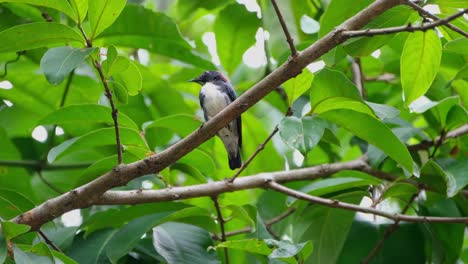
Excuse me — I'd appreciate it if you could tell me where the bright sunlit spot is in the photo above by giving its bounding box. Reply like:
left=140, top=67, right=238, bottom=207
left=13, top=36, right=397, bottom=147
left=423, top=4, right=440, bottom=14
left=3, top=100, right=13, bottom=107
left=237, top=0, right=261, bottom=18
left=137, top=49, right=150, bottom=66
left=32, top=126, right=48, bottom=143
left=371, top=49, right=381, bottom=58
left=0, top=80, right=13, bottom=90
left=202, top=32, right=221, bottom=66
left=301, top=15, right=320, bottom=34
left=142, top=180, right=154, bottom=189
left=306, top=60, right=325, bottom=73
left=61, top=209, right=83, bottom=227
left=356, top=197, right=400, bottom=224
left=55, top=126, right=64, bottom=136
left=243, top=28, right=267, bottom=68
left=292, top=149, right=304, bottom=167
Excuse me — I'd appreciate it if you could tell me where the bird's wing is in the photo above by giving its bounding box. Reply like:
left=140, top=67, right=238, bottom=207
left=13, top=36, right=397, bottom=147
left=221, top=82, right=242, bottom=148
left=199, top=91, right=209, bottom=121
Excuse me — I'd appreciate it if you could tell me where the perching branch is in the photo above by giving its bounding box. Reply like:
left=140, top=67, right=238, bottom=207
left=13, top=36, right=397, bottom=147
left=405, top=0, right=468, bottom=38
left=362, top=191, right=421, bottom=264
left=271, top=0, right=298, bottom=57
left=267, top=181, right=468, bottom=224
left=212, top=196, right=229, bottom=264
left=343, top=8, right=468, bottom=38
left=12, top=0, right=412, bottom=230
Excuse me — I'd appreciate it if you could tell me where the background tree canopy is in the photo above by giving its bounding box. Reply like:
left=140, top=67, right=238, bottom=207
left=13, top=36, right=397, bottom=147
left=0, top=0, right=467, bottom=263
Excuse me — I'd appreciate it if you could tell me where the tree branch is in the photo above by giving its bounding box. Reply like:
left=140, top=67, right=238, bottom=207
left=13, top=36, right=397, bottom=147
left=12, top=0, right=408, bottom=230
left=212, top=196, right=229, bottom=264
left=271, top=0, right=298, bottom=57
left=343, top=8, right=468, bottom=38
left=351, top=57, right=366, bottom=99
left=405, top=0, right=468, bottom=37
left=408, top=124, right=467, bottom=152
left=362, top=191, right=420, bottom=263
left=267, top=181, right=468, bottom=223
left=93, top=59, right=123, bottom=164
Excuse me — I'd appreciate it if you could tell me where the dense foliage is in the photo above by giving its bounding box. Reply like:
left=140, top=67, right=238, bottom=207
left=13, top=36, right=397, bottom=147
left=0, top=0, right=467, bottom=263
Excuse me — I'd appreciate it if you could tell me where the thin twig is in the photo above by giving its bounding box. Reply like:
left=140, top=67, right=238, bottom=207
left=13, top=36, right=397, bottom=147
left=0, top=160, right=91, bottom=170
left=267, top=181, right=468, bottom=224
left=38, top=229, right=62, bottom=252
left=343, top=8, right=468, bottom=38
left=361, top=191, right=420, bottom=263
left=93, top=59, right=123, bottom=164
left=409, top=125, right=466, bottom=152
left=430, top=129, right=446, bottom=158
left=271, top=0, right=298, bottom=57
left=212, top=196, right=229, bottom=264
left=351, top=57, right=366, bottom=99
left=405, top=0, right=468, bottom=37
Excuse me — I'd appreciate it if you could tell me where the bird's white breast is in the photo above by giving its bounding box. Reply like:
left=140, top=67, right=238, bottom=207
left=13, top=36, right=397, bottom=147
left=201, top=82, right=229, bottom=119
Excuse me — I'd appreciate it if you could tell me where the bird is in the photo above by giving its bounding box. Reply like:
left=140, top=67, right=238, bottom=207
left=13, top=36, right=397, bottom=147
left=190, top=71, right=242, bottom=170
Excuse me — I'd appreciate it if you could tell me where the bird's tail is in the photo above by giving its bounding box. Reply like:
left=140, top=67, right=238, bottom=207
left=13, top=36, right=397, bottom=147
left=228, top=150, right=241, bottom=170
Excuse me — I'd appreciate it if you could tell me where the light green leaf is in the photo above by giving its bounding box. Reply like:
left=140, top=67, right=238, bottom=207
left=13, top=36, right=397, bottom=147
left=88, top=0, right=126, bottom=40
left=444, top=38, right=468, bottom=55
left=146, top=114, right=202, bottom=138
left=39, top=104, right=139, bottom=130
left=214, top=3, right=260, bottom=74
left=279, top=116, right=328, bottom=156
left=314, top=97, right=376, bottom=117
left=283, top=69, right=314, bottom=106
left=0, top=0, right=76, bottom=20
left=40, top=46, right=96, bottom=85
left=97, top=4, right=214, bottom=69
left=1, top=222, right=31, bottom=240
left=401, top=30, right=442, bottom=105
left=112, top=58, right=142, bottom=96
left=310, top=68, right=362, bottom=111
left=0, top=22, right=83, bottom=53
left=102, top=45, right=120, bottom=77
left=152, top=222, right=219, bottom=264
left=319, top=109, right=413, bottom=173
left=69, top=0, right=88, bottom=23
left=428, top=0, right=468, bottom=8
left=216, top=239, right=272, bottom=255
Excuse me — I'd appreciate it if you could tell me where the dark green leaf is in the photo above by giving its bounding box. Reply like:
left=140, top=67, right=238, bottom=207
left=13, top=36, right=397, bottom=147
left=0, top=22, right=83, bottom=53
left=283, top=68, right=314, bottom=106
left=40, top=46, right=96, bottom=85
left=1, top=222, right=31, bottom=240
left=0, top=231, right=6, bottom=263
left=420, top=160, right=456, bottom=197
left=67, top=229, right=118, bottom=264
left=152, top=222, right=219, bottom=264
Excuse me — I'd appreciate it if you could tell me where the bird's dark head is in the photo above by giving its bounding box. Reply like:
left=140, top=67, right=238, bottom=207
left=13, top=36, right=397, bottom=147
left=189, top=71, right=229, bottom=85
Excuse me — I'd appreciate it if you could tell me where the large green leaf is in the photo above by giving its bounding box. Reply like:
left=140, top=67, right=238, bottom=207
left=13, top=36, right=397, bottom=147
left=401, top=30, right=442, bottom=105
left=40, top=46, right=96, bottom=85
left=214, top=3, right=260, bottom=74
left=0, top=0, right=76, bottom=20
left=310, top=68, right=362, bottom=111
left=0, top=22, right=83, bottom=53
left=444, top=38, right=468, bottom=56
left=446, top=158, right=468, bottom=196
left=146, top=114, right=202, bottom=138
left=39, top=104, right=139, bottom=130
left=1, top=222, right=31, bottom=240
left=279, top=116, right=328, bottom=156
left=283, top=69, right=314, bottom=106
left=88, top=0, right=126, bottom=40
left=69, top=0, right=88, bottom=23
left=420, top=160, right=456, bottom=197
left=97, top=4, right=214, bottom=69
left=68, top=229, right=118, bottom=264
left=152, top=222, right=219, bottom=264
left=319, top=109, right=413, bottom=173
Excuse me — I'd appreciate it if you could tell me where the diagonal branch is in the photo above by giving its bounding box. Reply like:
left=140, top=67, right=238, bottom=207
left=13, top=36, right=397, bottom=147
left=11, top=0, right=409, bottom=230
left=343, top=8, right=468, bottom=38
left=212, top=196, right=229, bottom=264
left=271, top=0, right=298, bottom=57
left=267, top=181, right=468, bottom=224
left=405, top=0, right=468, bottom=37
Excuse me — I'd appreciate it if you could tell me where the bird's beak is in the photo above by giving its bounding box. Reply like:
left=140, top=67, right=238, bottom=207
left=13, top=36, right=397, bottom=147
left=189, top=78, right=202, bottom=84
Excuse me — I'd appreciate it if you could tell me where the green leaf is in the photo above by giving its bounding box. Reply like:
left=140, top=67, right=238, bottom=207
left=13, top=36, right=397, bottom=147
left=97, top=4, right=214, bottom=69
left=444, top=37, right=468, bottom=55
left=69, top=0, right=88, bottom=23
left=420, top=160, right=456, bottom=197
left=313, top=97, right=376, bottom=117
left=112, top=58, right=142, bottom=96
left=50, top=127, right=147, bottom=161
left=446, top=158, right=468, bottom=196
left=0, top=22, right=83, bottom=53
left=216, top=239, right=272, bottom=255
left=68, top=229, right=118, bottom=264
left=382, top=182, right=419, bottom=200
left=102, top=45, right=120, bottom=77
left=108, top=80, right=128, bottom=104
left=319, top=0, right=371, bottom=37
left=401, top=30, right=442, bottom=105
left=310, top=68, right=362, bottom=111
left=39, top=104, right=139, bottom=130
left=283, top=69, right=314, bottom=106
left=428, top=0, right=468, bottom=8
left=152, top=222, right=219, bottom=264
left=0, top=0, right=76, bottom=20
left=0, top=189, right=36, bottom=219
left=266, top=239, right=313, bottom=260
left=214, top=3, right=260, bottom=74
left=177, top=148, right=216, bottom=177
left=146, top=114, right=202, bottom=138
left=40, top=46, right=96, bottom=85
left=343, top=5, right=411, bottom=56
left=319, top=109, right=414, bottom=173
left=88, top=0, right=126, bottom=40
left=1, top=222, right=30, bottom=240
left=279, top=116, right=328, bottom=156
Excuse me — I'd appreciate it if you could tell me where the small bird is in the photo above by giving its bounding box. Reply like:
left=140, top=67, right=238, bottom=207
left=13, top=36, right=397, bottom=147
left=190, top=71, right=242, bottom=170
